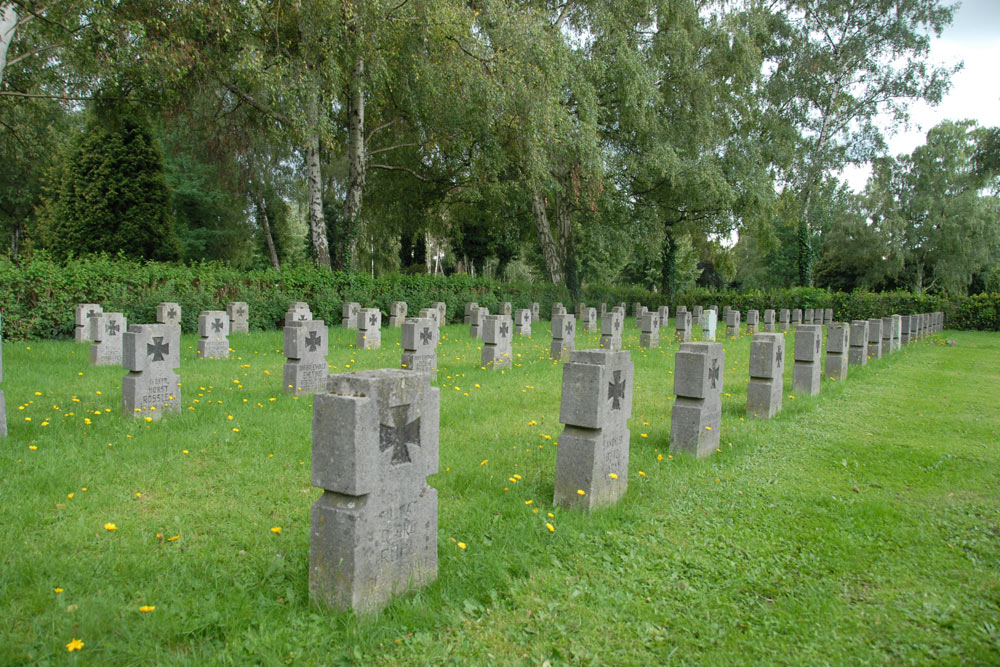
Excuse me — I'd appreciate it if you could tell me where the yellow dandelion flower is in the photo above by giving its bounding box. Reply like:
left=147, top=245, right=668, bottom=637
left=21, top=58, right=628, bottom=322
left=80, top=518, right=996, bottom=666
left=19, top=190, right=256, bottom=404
left=139, top=605, right=155, bottom=613
left=54, top=588, right=64, bottom=594
left=457, top=542, right=467, bottom=550
left=270, top=526, right=282, bottom=534
left=66, top=638, right=84, bottom=652
left=545, top=523, right=555, bottom=532
left=577, top=489, right=586, bottom=496
left=104, top=522, right=117, bottom=531
left=608, top=473, right=618, bottom=479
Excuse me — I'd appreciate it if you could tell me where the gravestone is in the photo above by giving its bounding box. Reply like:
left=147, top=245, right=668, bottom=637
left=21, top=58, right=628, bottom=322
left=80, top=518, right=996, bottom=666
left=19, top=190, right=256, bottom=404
left=340, top=302, right=359, bottom=329
left=464, top=302, right=479, bottom=325
left=658, top=306, right=669, bottom=329
left=702, top=309, right=718, bottom=341
left=635, top=305, right=648, bottom=328
left=468, top=306, right=486, bottom=339
left=514, top=309, right=532, bottom=336
left=824, top=308, right=834, bottom=325
left=825, top=322, right=849, bottom=381
left=89, top=312, right=127, bottom=366
left=599, top=310, right=623, bottom=350
left=581, top=307, right=598, bottom=333
left=502, top=302, right=513, bottom=317
left=310, top=369, right=439, bottom=613
left=74, top=304, right=103, bottom=343
left=432, top=302, right=447, bottom=326
left=0, top=313, right=5, bottom=437
left=357, top=308, right=382, bottom=350
left=284, top=320, right=330, bottom=394
left=576, top=302, right=586, bottom=319
left=670, top=342, right=724, bottom=458
left=288, top=302, right=313, bottom=325
left=804, top=308, right=815, bottom=325
left=552, top=302, right=567, bottom=319
left=849, top=320, right=870, bottom=366
left=725, top=309, right=741, bottom=338
left=746, top=309, right=759, bottom=335
left=692, top=305, right=703, bottom=323
left=867, top=318, right=883, bottom=360
left=632, top=302, right=643, bottom=320
left=763, top=309, right=776, bottom=333
left=554, top=349, right=633, bottom=510
left=617, top=302, right=627, bottom=314
left=792, top=324, right=822, bottom=395
left=639, top=312, right=660, bottom=348
left=550, top=314, right=576, bottom=361
left=122, top=323, right=181, bottom=419
left=676, top=305, right=687, bottom=320
left=401, top=317, right=438, bottom=373
left=481, top=315, right=513, bottom=369
left=791, top=309, right=802, bottom=328
left=747, top=332, right=784, bottom=418
left=779, top=309, right=790, bottom=332
left=900, top=315, right=911, bottom=345
left=531, top=302, right=540, bottom=323
left=227, top=301, right=249, bottom=334
left=881, top=317, right=893, bottom=354
left=197, top=311, right=230, bottom=359
left=599, top=303, right=607, bottom=317
left=892, top=314, right=902, bottom=352
left=418, top=307, right=440, bottom=329
left=675, top=310, right=692, bottom=342
left=156, top=302, right=181, bottom=328
left=389, top=302, right=408, bottom=328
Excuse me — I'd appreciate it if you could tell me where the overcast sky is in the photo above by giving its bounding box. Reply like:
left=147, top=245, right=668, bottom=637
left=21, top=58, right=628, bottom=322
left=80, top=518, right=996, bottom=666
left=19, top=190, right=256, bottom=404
left=841, top=0, right=1000, bottom=190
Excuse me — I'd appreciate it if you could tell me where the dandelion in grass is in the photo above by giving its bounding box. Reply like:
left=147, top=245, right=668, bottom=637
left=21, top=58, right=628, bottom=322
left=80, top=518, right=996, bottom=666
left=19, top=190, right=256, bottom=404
left=104, top=523, right=117, bottom=531
left=546, top=523, right=555, bottom=533
left=638, top=471, right=646, bottom=477
left=167, top=535, right=179, bottom=542
left=657, top=454, right=663, bottom=461
left=457, top=542, right=467, bottom=550
left=54, top=588, right=63, bottom=594
left=139, top=605, right=155, bottom=613
left=271, top=526, right=282, bottom=534
left=66, top=638, right=84, bottom=652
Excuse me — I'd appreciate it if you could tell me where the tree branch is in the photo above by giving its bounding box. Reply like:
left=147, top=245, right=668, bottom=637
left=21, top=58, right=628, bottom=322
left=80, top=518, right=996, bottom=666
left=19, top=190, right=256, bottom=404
left=367, top=140, right=424, bottom=157
left=369, top=162, right=432, bottom=182
left=217, top=78, right=290, bottom=126
left=5, top=42, right=60, bottom=68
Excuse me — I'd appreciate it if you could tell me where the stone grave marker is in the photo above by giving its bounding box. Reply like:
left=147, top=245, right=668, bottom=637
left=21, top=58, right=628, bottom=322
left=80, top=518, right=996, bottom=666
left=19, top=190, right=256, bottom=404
left=554, top=349, right=633, bottom=510
left=639, top=312, right=660, bottom=348
left=432, top=301, right=447, bottom=325
left=401, top=317, right=438, bottom=373
left=725, top=309, right=741, bottom=338
left=227, top=301, right=249, bottom=334
left=900, top=315, right=911, bottom=345
left=531, top=302, right=540, bottom=323
left=849, top=320, right=870, bottom=365
left=284, top=320, right=329, bottom=394
left=702, top=309, right=718, bottom=341
left=599, top=310, right=623, bottom=350
left=288, top=302, right=314, bottom=325
left=156, top=302, right=181, bottom=328
left=867, top=318, right=883, bottom=360
left=635, top=305, right=648, bottom=328
left=805, top=308, right=816, bottom=325
left=779, top=309, right=790, bottom=332
left=550, top=314, right=576, bottom=360
left=122, top=323, right=181, bottom=419
left=670, top=342, right=724, bottom=458
left=825, top=322, right=849, bottom=380
left=824, top=308, right=834, bottom=325
left=418, top=307, right=440, bottom=329
left=389, top=302, right=408, bottom=328
left=632, top=302, right=643, bottom=320
left=746, top=309, right=760, bottom=334
left=599, top=303, right=608, bottom=317
left=763, top=309, right=776, bottom=333
left=340, top=302, right=359, bottom=329
left=74, top=304, right=103, bottom=343
left=464, top=302, right=479, bottom=325
left=881, top=317, right=893, bottom=354
left=197, top=311, right=230, bottom=359
left=658, top=306, right=670, bottom=329
left=581, top=307, right=598, bottom=333
left=310, top=369, right=439, bottom=613
left=576, top=302, right=586, bottom=319
left=89, top=312, right=127, bottom=366
left=692, top=305, right=703, bottom=323
left=552, top=302, right=567, bottom=319
left=468, top=306, right=486, bottom=338
left=791, top=309, right=802, bottom=328
left=514, top=309, right=532, bottom=336
left=892, top=314, right=902, bottom=351
left=357, top=308, right=382, bottom=349
left=675, top=310, right=692, bottom=342
left=502, top=302, right=513, bottom=317
left=481, top=315, right=513, bottom=369
left=792, top=324, right=822, bottom=395
left=747, top=332, right=784, bottom=418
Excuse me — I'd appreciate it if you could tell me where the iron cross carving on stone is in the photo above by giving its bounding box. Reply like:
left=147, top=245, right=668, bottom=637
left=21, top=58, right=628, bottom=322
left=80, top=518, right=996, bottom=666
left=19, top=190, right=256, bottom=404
left=708, top=358, right=720, bottom=389
left=775, top=348, right=783, bottom=366
left=608, top=370, right=626, bottom=410
left=212, top=318, right=224, bottom=333
left=167, top=308, right=177, bottom=319
left=237, top=306, right=246, bottom=317
left=614, top=317, right=621, bottom=332
left=499, top=321, right=509, bottom=338
left=369, top=313, right=378, bottom=326
left=106, top=320, right=120, bottom=336
left=87, top=309, right=97, bottom=318
left=420, top=327, right=434, bottom=345
left=148, top=336, right=169, bottom=362
left=379, top=404, right=421, bottom=465
left=305, top=330, right=322, bottom=352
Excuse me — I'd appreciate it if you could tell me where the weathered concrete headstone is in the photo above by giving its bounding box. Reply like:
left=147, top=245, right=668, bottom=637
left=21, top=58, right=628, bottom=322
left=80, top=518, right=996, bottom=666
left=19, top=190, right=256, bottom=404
left=581, top=307, right=598, bottom=333
left=122, top=323, right=181, bottom=419
left=464, top=302, right=479, bottom=325
left=468, top=306, right=486, bottom=338
left=197, top=310, right=230, bottom=359
left=675, top=310, right=692, bottom=342
left=892, top=314, right=902, bottom=351
left=357, top=308, right=382, bottom=350
left=554, top=349, right=633, bottom=510
left=632, top=302, right=643, bottom=320
left=156, top=302, right=181, bottom=328
left=702, top=309, right=718, bottom=341
left=599, top=303, right=608, bottom=317
left=0, top=313, right=5, bottom=437
left=658, top=306, right=670, bottom=329
left=692, top=305, right=703, bottom=323
left=514, top=308, right=532, bottom=336
left=89, top=312, right=127, bottom=366
left=227, top=301, right=249, bottom=334
left=824, top=308, right=834, bottom=325
left=634, top=305, right=648, bottom=328
left=725, top=309, right=741, bottom=338
left=401, top=317, right=438, bottom=373
left=599, top=310, right=623, bottom=350
left=867, top=318, right=883, bottom=360
left=550, top=314, right=576, bottom=361
left=763, top=309, right=776, bottom=333
left=881, top=317, right=893, bottom=354
left=288, top=302, right=314, bottom=325
left=639, top=312, right=660, bottom=348
left=502, top=301, right=513, bottom=317
left=310, top=369, right=439, bottom=613
left=74, top=304, right=103, bottom=343
left=825, top=322, right=849, bottom=380
left=576, top=302, right=586, bottom=319
left=779, top=309, right=790, bottom=332
left=792, top=324, right=822, bottom=396
left=791, top=309, right=802, bottom=328
left=552, top=302, right=567, bottom=319
left=531, top=302, right=540, bottom=323
left=389, top=302, right=408, bottom=328
left=284, top=320, right=329, bottom=394
left=900, top=315, right=911, bottom=345
left=340, top=302, right=359, bottom=329
left=432, top=302, right=447, bottom=326
left=849, top=320, right=870, bottom=366
left=670, top=342, right=724, bottom=458
left=804, top=308, right=814, bottom=325
left=418, top=307, right=440, bottom=329
left=481, top=315, right=513, bottom=369
left=747, top=332, right=784, bottom=418
left=746, top=309, right=760, bottom=335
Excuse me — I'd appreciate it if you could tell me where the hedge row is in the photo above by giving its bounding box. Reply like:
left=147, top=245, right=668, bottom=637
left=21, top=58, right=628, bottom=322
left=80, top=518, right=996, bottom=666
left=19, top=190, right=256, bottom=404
left=1, top=256, right=997, bottom=340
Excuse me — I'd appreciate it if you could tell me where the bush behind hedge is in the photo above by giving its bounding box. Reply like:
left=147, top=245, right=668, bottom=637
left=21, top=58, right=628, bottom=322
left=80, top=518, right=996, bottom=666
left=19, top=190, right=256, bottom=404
left=1, top=255, right=997, bottom=340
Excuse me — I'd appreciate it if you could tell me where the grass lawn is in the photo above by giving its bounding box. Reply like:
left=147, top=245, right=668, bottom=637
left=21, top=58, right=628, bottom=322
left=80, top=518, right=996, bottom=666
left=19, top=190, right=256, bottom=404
left=1, top=319, right=998, bottom=664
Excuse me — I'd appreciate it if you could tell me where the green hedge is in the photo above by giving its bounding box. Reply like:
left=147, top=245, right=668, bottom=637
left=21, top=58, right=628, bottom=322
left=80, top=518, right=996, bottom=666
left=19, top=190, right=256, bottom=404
left=1, top=255, right=997, bottom=340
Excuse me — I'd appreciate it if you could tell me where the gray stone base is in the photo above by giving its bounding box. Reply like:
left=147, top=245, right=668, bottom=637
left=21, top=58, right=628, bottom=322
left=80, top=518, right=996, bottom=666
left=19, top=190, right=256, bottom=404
left=309, top=486, right=437, bottom=614
left=357, top=330, right=381, bottom=349
left=401, top=352, right=437, bottom=373
left=197, top=338, right=230, bottom=359
left=792, top=361, right=820, bottom=395
left=553, top=425, right=629, bottom=510
left=515, top=324, right=532, bottom=337
left=669, top=397, right=721, bottom=458
left=74, top=326, right=92, bottom=343
left=583, top=321, right=598, bottom=333
left=469, top=325, right=482, bottom=338
left=550, top=340, right=574, bottom=361
left=868, top=342, right=882, bottom=359
left=639, top=332, right=659, bottom=348
left=725, top=326, right=738, bottom=338
left=825, top=354, right=848, bottom=381
left=0, top=389, right=6, bottom=437
left=388, top=316, right=405, bottom=328
left=283, top=360, right=329, bottom=394
left=599, top=335, right=620, bottom=350
left=122, top=371, right=181, bottom=419
left=90, top=341, right=122, bottom=366
left=763, top=324, right=775, bottom=333
left=231, top=321, right=249, bottom=334
left=481, top=345, right=512, bottom=369
left=848, top=347, right=868, bottom=366
left=341, top=318, right=357, bottom=329
left=747, top=378, right=782, bottom=418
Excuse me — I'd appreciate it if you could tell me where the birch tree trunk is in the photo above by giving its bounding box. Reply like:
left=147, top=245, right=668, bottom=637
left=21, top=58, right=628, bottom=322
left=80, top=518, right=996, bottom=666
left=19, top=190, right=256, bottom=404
left=0, top=3, right=18, bottom=89
left=306, top=89, right=332, bottom=268
left=256, top=196, right=281, bottom=271
left=555, top=198, right=578, bottom=297
left=531, top=190, right=564, bottom=284
left=342, top=53, right=366, bottom=270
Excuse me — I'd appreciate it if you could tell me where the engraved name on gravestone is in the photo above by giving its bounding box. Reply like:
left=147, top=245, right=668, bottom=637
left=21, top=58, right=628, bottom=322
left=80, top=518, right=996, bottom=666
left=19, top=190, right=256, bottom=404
left=156, top=302, right=181, bottom=328
left=389, top=301, right=408, bottom=328
left=122, top=323, right=181, bottom=419
left=514, top=308, right=532, bottom=336
left=357, top=308, right=382, bottom=350
left=675, top=310, right=692, bottom=343
left=432, top=302, right=447, bottom=326
left=792, top=324, right=822, bottom=395
left=481, top=315, right=513, bottom=369
left=746, top=309, right=760, bottom=335
left=74, top=304, right=103, bottom=343
left=702, top=309, right=718, bottom=342
left=867, top=318, right=883, bottom=360
left=639, top=313, right=660, bottom=348
left=402, top=317, right=438, bottom=373
left=763, top=309, right=776, bottom=333
left=283, top=319, right=329, bottom=394
left=849, top=320, right=869, bottom=366
left=747, top=332, right=784, bottom=418
left=670, top=342, right=724, bottom=458
left=310, top=369, right=439, bottom=613
left=227, top=301, right=249, bottom=334
left=340, top=302, right=359, bottom=329
left=197, top=310, right=230, bottom=359
left=89, top=312, right=127, bottom=366
left=288, top=302, right=314, bottom=325
left=599, top=311, right=623, bottom=351
left=825, top=322, right=849, bottom=381
left=779, top=309, right=790, bottom=332
left=554, top=349, right=633, bottom=510
left=550, top=314, right=576, bottom=361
